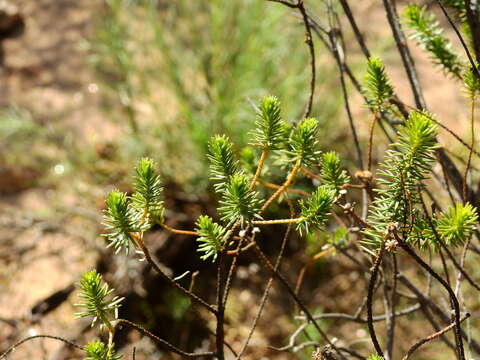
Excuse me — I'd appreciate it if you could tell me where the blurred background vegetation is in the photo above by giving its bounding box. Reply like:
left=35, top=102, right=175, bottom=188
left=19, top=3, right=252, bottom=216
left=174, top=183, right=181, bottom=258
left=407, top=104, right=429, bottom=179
left=0, top=0, right=476, bottom=359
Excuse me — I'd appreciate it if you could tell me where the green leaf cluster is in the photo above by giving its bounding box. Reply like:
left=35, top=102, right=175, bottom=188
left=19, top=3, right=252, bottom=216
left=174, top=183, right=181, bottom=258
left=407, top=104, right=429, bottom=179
left=103, top=190, right=140, bottom=253
left=131, top=158, right=164, bottom=226
left=464, top=67, right=480, bottom=99
left=195, top=215, right=227, bottom=261
left=320, top=151, right=350, bottom=192
left=253, top=95, right=286, bottom=149
left=103, top=158, right=164, bottom=253
left=298, top=186, right=335, bottom=234
left=207, top=135, right=239, bottom=193
left=283, top=117, right=321, bottom=167
left=75, top=270, right=123, bottom=328
left=219, top=173, right=261, bottom=225
left=437, top=202, right=478, bottom=247
left=365, top=111, right=438, bottom=249
left=84, top=341, right=122, bottom=360
left=364, top=57, right=394, bottom=111
left=403, top=4, right=463, bottom=78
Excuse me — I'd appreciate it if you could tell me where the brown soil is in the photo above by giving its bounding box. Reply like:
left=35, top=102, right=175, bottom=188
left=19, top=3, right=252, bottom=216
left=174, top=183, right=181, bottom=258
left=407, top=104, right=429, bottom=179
left=0, top=0, right=476, bottom=359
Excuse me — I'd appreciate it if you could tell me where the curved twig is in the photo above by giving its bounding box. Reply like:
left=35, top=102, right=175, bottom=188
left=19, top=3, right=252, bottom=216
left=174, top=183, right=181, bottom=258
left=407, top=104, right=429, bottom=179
left=402, top=313, right=470, bottom=360
left=0, top=335, right=83, bottom=359
left=115, top=319, right=216, bottom=358
left=367, top=241, right=386, bottom=357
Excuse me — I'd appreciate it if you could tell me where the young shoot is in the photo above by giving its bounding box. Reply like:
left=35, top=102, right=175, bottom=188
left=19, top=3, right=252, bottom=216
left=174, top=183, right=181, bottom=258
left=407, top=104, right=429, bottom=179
left=364, top=57, right=394, bottom=111
left=321, top=151, right=350, bottom=192
left=195, top=215, right=227, bottom=262
left=75, top=270, right=123, bottom=330
left=219, top=172, right=261, bottom=226
left=207, top=135, right=239, bottom=193
left=84, top=340, right=122, bottom=360
left=297, top=186, right=335, bottom=235
left=403, top=4, right=463, bottom=78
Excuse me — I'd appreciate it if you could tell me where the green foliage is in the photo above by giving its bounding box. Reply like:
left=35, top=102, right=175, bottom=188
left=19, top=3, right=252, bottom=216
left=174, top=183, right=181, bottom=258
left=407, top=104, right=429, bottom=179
left=75, top=270, right=123, bottom=328
left=195, top=215, right=227, bottom=261
left=84, top=341, right=122, bottom=360
left=320, top=151, right=350, bottom=192
left=0, top=106, right=55, bottom=174
left=103, top=190, right=139, bottom=253
left=442, top=0, right=467, bottom=17
left=284, top=117, right=321, bottom=167
left=219, top=173, right=261, bottom=226
left=208, top=135, right=239, bottom=193
left=365, top=111, right=438, bottom=249
left=240, top=147, right=258, bottom=175
left=298, top=186, right=335, bottom=234
left=131, top=158, right=164, bottom=227
left=89, top=0, right=330, bottom=188
left=253, top=96, right=286, bottom=149
left=464, top=67, right=480, bottom=99
left=103, top=158, right=165, bottom=252
left=403, top=4, right=463, bottom=78
left=364, top=57, right=394, bottom=111
left=367, top=355, right=384, bottom=360
left=436, top=203, right=478, bottom=247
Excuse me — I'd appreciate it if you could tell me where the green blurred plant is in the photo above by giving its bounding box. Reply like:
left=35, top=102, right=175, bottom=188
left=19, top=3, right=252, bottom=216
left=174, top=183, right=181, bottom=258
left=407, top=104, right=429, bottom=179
left=403, top=4, right=463, bottom=78
left=89, top=0, right=342, bottom=188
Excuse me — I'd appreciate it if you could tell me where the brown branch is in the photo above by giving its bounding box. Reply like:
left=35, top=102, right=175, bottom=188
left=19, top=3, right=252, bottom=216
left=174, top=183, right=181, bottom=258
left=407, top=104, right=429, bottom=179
left=368, top=112, right=380, bottom=171
left=258, top=178, right=310, bottom=197
left=383, top=0, right=426, bottom=109
left=235, top=200, right=294, bottom=358
left=131, top=234, right=217, bottom=314
left=251, top=241, right=347, bottom=360
left=115, top=319, right=216, bottom=358
left=464, top=98, right=476, bottom=203
left=261, top=163, right=300, bottom=212
left=435, top=0, right=480, bottom=79
left=398, top=273, right=480, bottom=354
left=0, top=335, right=83, bottom=359
left=216, top=251, right=226, bottom=360
left=394, top=232, right=466, bottom=360
left=367, top=241, right=386, bottom=357
left=402, top=313, right=471, bottom=360
left=267, top=0, right=316, bottom=118
left=161, top=223, right=198, bottom=236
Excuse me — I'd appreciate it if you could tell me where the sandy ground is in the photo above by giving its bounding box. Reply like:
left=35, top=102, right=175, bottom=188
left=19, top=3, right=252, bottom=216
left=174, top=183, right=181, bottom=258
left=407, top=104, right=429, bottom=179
left=0, top=0, right=475, bottom=359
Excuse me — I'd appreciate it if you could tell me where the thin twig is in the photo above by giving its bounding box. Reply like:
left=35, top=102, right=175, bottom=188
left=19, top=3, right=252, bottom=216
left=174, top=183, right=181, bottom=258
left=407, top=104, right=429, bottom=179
left=298, top=0, right=316, bottom=118
left=434, top=0, right=480, bottom=79
left=251, top=242, right=347, bottom=360
left=261, top=163, right=300, bottom=212
left=132, top=234, right=217, bottom=314
left=463, top=97, right=476, bottom=202
left=326, top=9, right=364, bottom=169
left=236, top=200, right=294, bottom=358
left=296, top=304, right=421, bottom=323
left=161, top=223, right=198, bottom=236
left=395, top=232, right=466, bottom=360
left=115, top=319, right=216, bottom=358
left=250, top=148, right=269, bottom=190
left=268, top=0, right=316, bottom=117
left=259, top=179, right=310, bottom=197
left=216, top=251, right=226, bottom=360
left=383, top=0, right=426, bottom=109
left=338, top=0, right=370, bottom=58
left=0, top=335, right=83, bottom=359
left=402, top=313, right=471, bottom=360
left=398, top=272, right=480, bottom=354
left=367, top=240, right=386, bottom=357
